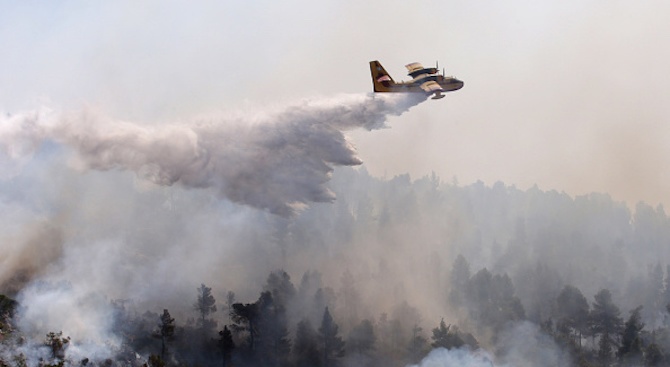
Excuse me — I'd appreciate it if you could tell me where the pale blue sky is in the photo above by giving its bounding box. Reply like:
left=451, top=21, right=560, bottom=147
left=2, top=0, right=670, bottom=206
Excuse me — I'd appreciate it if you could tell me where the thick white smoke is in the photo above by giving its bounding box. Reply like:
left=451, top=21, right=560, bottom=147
left=408, top=348, right=496, bottom=367
left=0, top=93, right=425, bottom=216
left=408, top=322, right=573, bottom=367
left=0, top=92, right=426, bottom=360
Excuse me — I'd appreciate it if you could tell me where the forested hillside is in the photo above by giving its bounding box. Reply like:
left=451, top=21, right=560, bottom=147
left=2, top=167, right=670, bottom=367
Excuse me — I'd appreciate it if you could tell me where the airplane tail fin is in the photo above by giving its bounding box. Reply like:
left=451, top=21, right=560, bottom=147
left=369, top=60, right=395, bottom=92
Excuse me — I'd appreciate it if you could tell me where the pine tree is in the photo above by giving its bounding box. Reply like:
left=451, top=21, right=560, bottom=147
left=194, top=284, right=217, bottom=333
left=407, top=325, right=428, bottom=363
left=429, top=318, right=477, bottom=351
left=231, top=301, right=259, bottom=351
left=264, top=270, right=296, bottom=311
left=256, top=291, right=291, bottom=367
left=556, top=285, right=590, bottom=348
left=590, top=289, right=623, bottom=367
left=466, top=268, right=525, bottom=333
left=346, top=319, right=376, bottom=354
left=617, top=306, right=644, bottom=365
left=431, top=319, right=464, bottom=350
left=294, top=319, right=321, bottom=367
left=157, top=309, right=175, bottom=360
left=231, top=291, right=291, bottom=366
left=218, top=326, right=235, bottom=367
left=319, top=307, right=345, bottom=367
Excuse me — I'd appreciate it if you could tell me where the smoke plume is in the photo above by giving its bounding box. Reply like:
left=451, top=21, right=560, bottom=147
left=409, top=322, right=572, bottom=367
left=0, top=92, right=426, bottom=360
left=408, top=348, right=496, bottom=367
left=0, top=220, right=64, bottom=294
left=0, top=93, right=425, bottom=216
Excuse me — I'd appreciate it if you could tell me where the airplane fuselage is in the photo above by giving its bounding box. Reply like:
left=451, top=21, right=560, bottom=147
left=379, top=75, right=464, bottom=93
left=369, top=60, right=464, bottom=99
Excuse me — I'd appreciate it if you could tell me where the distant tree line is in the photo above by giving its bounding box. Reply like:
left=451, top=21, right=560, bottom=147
left=3, top=263, right=669, bottom=367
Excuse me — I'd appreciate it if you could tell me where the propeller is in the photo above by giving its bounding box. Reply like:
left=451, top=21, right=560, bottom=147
left=435, top=61, right=445, bottom=75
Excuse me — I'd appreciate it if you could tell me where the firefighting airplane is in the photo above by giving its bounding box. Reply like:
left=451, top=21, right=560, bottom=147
left=369, top=60, right=464, bottom=100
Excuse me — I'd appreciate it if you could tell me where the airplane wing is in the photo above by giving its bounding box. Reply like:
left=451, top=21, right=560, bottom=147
left=405, top=62, right=424, bottom=73
left=419, top=80, right=444, bottom=93
left=406, top=62, right=439, bottom=78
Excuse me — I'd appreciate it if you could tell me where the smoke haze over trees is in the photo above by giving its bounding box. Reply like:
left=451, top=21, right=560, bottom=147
left=2, top=160, right=670, bottom=366
left=3, top=0, right=670, bottom=365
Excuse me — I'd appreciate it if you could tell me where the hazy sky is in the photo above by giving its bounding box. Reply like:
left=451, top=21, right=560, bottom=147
left=2, top=0, right=670, bottom=207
